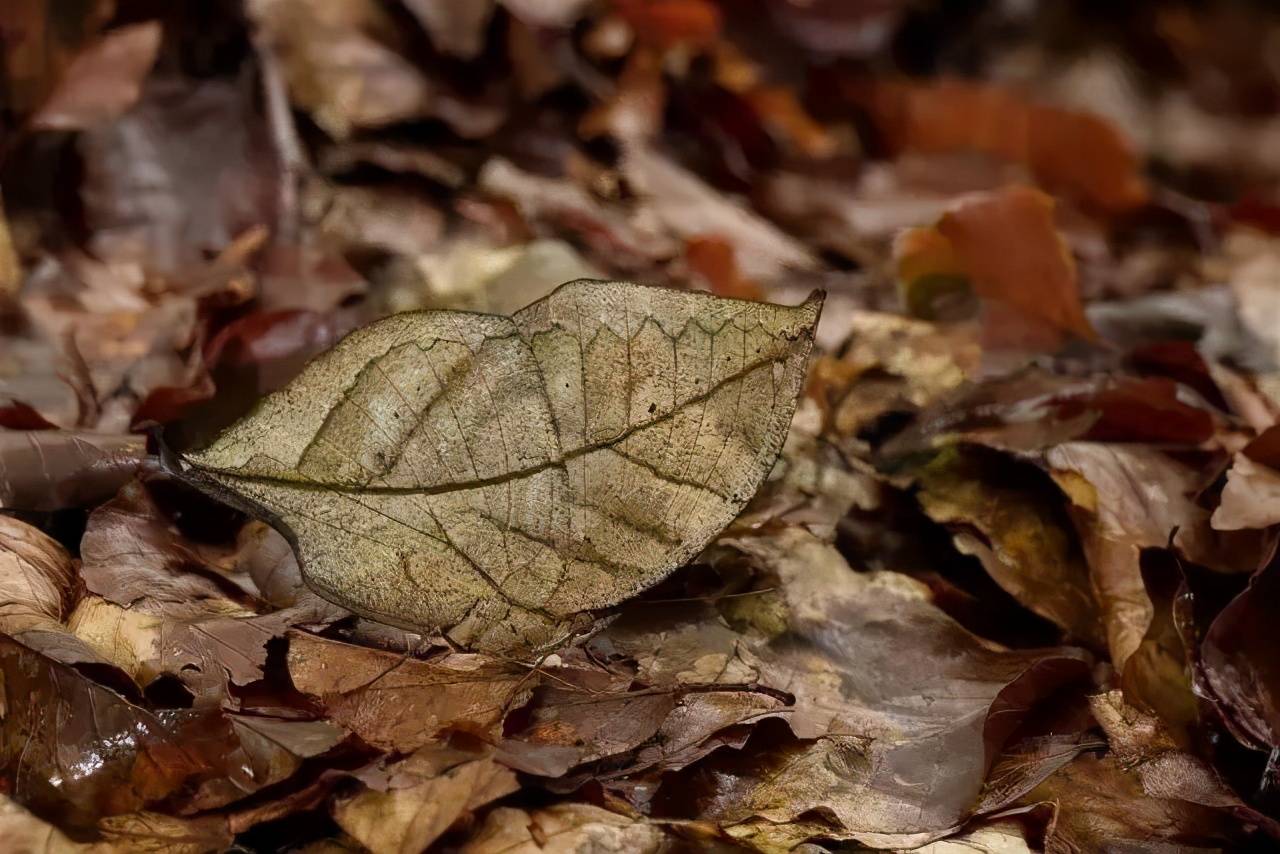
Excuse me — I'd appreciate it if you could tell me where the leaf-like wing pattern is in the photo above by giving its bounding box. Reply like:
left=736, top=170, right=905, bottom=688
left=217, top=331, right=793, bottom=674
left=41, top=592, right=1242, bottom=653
left=186, top=281, right=821, bottom=649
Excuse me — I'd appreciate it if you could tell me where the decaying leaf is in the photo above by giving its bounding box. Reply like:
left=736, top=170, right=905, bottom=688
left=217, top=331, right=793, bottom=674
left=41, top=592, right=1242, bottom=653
left=333, top=747, right=518, bottom=854
left=0, top=636, right=216, bottom=829
left=29, top=22, right=162, bottom=131
left=287, top=631, right=527, bottom=751
left=598, top=527, right=1090, bottom=849
left=461, top=803, right=675, bottom=853
left=896, top=185, right=1094, bottom=343
left=1019, top=754, right=1239, bottom=851
left=914, top=447, right=1105, bottom=648
left=77, top=477, right=336, bottom=702
left=186, top=281, right=821, bottom=650
left=0, top=515, right=124, bottom=675
left=0, top=795, right=232, bottom=854
left=0, top=430, right=146, bottom=512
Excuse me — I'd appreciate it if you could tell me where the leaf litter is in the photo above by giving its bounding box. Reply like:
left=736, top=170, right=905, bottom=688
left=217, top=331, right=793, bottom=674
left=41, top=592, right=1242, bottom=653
left=3, top=1, right=1280, bottom=852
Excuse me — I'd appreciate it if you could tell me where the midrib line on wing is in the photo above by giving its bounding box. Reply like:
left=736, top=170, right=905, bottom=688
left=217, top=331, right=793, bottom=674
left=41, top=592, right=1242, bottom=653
left=193, top=351, right=789, bottom=497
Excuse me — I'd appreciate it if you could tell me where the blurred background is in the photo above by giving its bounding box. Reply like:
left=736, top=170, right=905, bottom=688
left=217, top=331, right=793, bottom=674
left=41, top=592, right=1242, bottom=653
left=1, top=0, right=1279, bottom=445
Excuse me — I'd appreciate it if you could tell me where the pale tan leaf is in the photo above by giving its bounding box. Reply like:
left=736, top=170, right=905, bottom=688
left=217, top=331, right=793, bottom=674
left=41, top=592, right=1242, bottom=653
left=30, top=22, right=162, bottom=131
left=0, top=516, right=124, bottom=673
left=0, top=794, right=231, bottom=854
left=333, top=751, right=518, bottom=854
left=461, top=803, right=673, bottom=853
left=187, top=281, right=821, bottom=650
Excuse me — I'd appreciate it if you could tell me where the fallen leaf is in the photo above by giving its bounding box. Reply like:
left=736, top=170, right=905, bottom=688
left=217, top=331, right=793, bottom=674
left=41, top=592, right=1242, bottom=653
left=30, top=22, right=162, bottom=131
left=1045, top=444, right=1218, bottom=670
left=0, top=794, right=232, bottom=854
left=403, top=0, right=494, bottom=60
left=1089, top=691, right=1251, bottom=812
left=287, top=631, right=527, bottom=751
left=928, top=185, right=1094, bottom=341
left=1019, top=754, right=1238, bottom=852
left=79, top=476, right=334, bottom=702
left=0, top=636, right=218, bottom=829
left=1213, top=425, right=1280, bottom=531
left=186, top=281, right=821, bottom=650
left=622, top=146, right=818, bottom=281
left=914, top=447, right=1106, bottom=648
left=461, top=803, right=674, bottom=853
left=333, top=748, right=518, bottom=854
left=0, top=515, right=124, bottom=676
left=0, top=430, right=146, bottom=511
left=604, top=528, right=1090, bottom=849
left=1200, top=557, right=1280, bottom=752
left=848, top=78, right=1149, bottom=213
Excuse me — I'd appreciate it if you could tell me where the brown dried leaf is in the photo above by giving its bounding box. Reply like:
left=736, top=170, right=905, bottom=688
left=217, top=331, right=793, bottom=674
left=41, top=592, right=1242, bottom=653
left=0, top=431, right=145, bottom=512
left=1019, top=754, right=1238, bottom=852
left=850, top=79, right=1149, bottom=213
left=0, top=636, right=218, bottom=829
left=78, top=477, right=336, bottom=701
left=287, top=631, right=527, bottom=751
left=461, top=803, right=674, bottom=853
left=934, top=185, right=1093, bottom=341
left=30, top=22, right=162, bottom=131
left=914, top=447, right=1105, bottom=648
left=603, top=528, right=1089, bottom=848
left=187, top=281, right=820, bottom=651
left=1045, top=444, right=1217, bottom=670
left=1200, top=558, right=1280, bottom=751
left=0, top=795, right=232, bottom=854
left=0, top=515, right=124, bottom=675
left=333, top=748, right=518, bottom=854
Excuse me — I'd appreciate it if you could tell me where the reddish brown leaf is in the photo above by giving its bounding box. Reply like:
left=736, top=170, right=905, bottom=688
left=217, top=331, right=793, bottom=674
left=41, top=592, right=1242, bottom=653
left=849, top=79, right=1149, bottom=213
left=936, top=185, right=1094, bottom=341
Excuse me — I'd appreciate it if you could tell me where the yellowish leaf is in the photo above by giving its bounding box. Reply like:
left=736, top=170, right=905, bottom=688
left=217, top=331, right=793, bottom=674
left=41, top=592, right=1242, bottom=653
left=185, top=281, right=821, bottom=650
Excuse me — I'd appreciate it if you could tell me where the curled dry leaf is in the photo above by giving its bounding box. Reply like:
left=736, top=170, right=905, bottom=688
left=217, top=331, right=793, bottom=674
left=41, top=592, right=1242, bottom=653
left=0, top=430, right=146, bottom=511
left=599, top=528, right=1090, bottom=849
left=0, top=515, right=124, bottom=676
left=185, top=281, right=822, bottom=651
left=913, top=447, right=1105, bottom=648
